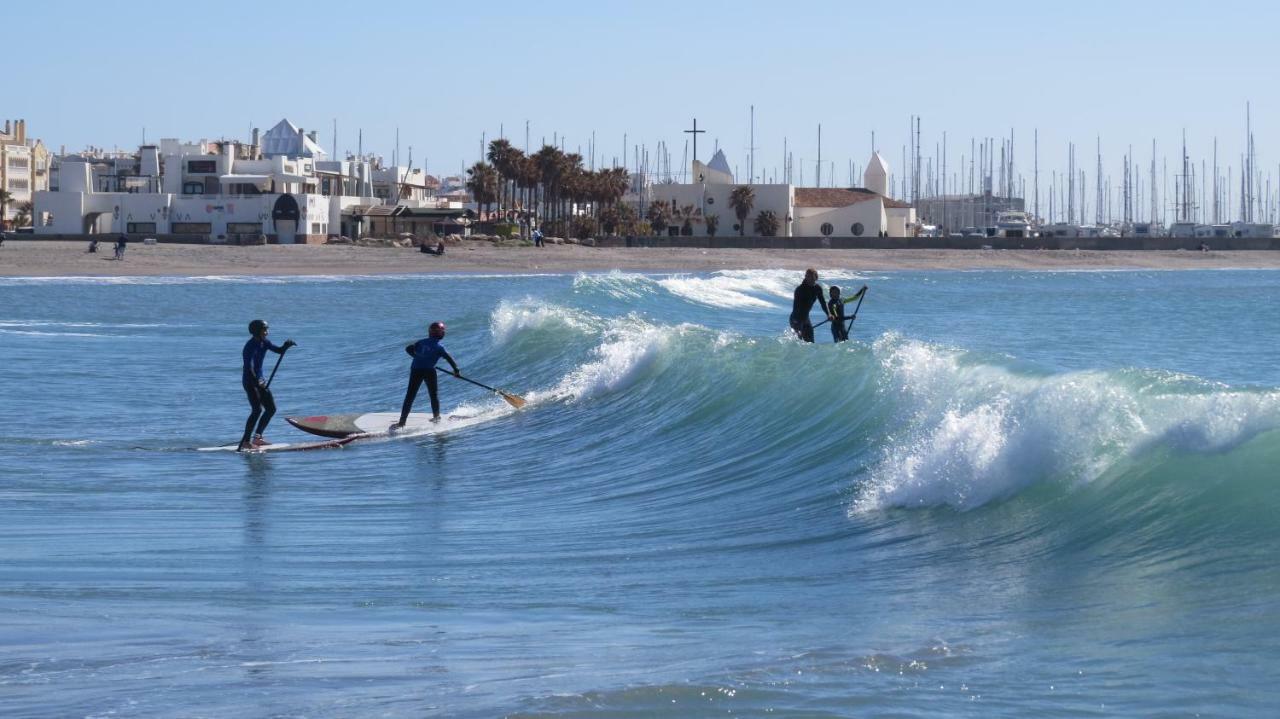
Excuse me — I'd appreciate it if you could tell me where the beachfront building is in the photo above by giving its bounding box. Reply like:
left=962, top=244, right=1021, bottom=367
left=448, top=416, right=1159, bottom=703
left=1, top=119, right=51, bottom=228
left=34, top=118, right=463, bottom=243
left=644, top=150, right=915, bottom=238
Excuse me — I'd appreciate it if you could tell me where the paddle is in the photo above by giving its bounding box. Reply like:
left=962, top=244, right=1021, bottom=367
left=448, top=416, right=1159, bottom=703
left=446, top=370, right=527, bottom=409
left=844, top=287, right=868, bottom=336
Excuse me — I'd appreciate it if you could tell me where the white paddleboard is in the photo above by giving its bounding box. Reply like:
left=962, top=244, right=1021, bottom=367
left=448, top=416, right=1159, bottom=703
left=197, top=436, right=358, bottom=453
left=286, top=411, right=489, bottom=439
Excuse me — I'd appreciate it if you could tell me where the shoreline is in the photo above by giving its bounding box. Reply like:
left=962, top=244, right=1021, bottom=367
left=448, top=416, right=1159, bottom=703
left=4, top=240, right=1280, bottom=277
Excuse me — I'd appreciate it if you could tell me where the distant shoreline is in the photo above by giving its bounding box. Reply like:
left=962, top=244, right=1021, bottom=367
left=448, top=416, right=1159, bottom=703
left=3, top=240, right=1280, bottom=277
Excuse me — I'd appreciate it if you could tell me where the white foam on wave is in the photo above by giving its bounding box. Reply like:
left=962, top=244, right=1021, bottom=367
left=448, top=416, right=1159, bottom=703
left=489, top=299, right=597, bottom=344
left=657, top=269, right=872, bottom=309
left=536, top=317, right=680, bottom=402
left=571, top=270, right=657, bottom=300
left=853, top=333, right=1280, bottom=512
left=0, top=272, right=564, bottom=287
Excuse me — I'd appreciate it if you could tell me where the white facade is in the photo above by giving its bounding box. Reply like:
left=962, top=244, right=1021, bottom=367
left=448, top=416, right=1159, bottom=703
left=640, top=151, right=916, bottom=238
left=36, top=119, right=390, bottom=242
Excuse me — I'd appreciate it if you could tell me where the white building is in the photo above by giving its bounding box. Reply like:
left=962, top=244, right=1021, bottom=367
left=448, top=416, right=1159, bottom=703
left=1, top=119, right=51, bottom=228
left=643, top=150, right=915, bottom=238
left=33, top=118, right=456, bottom=243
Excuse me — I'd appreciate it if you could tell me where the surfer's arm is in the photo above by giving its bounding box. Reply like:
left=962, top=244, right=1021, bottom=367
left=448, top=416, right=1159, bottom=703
left=404, top=343, right=416, bottom=357
left=441, top=350, right=459, bottom=375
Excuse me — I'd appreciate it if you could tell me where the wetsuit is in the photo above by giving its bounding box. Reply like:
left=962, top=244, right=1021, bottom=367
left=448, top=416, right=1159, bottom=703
left=829, top=297, right=848, bottom=342
left=240, top=336, right=284, bottom=448
left=400, top=337, right=459, bottom=423
left=789, top=283, right=829, bottom=343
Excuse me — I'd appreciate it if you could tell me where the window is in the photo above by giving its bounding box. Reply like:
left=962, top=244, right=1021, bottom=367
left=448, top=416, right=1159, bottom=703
left=182, top=182, right=204, bottom=194
left=311, top=222, right=321, bottom=234
left=172, top=222, right=213, bottom=234
left=851, top=222, right=864, bottom=236
left=228, top=223, right=262, bottom=234
left=187, top=160, right=217, bottom=174
left=8, top=157, right=29, bottom=169
left=126, top=222, right=156, bottom=233
left=705, top=196, right=715, bottom=205
left=820, top=222, right=834, bottom=236
left=7, top=178, right=29, bottom=190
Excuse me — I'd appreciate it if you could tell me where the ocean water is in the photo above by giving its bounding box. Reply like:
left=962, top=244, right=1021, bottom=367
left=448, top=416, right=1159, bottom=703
left=2, top=268, right=1279, bottom=717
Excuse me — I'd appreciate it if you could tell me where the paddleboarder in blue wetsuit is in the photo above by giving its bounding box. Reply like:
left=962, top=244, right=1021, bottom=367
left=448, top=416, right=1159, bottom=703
left=397, top=321, right=461, bottom=427
left=240, top=319, right=295, bottom=450
left=790, top=268, right=832, bottom=343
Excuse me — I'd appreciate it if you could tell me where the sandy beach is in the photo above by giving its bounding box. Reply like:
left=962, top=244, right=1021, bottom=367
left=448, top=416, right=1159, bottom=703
left=2, top=239, right=1279, bottom=277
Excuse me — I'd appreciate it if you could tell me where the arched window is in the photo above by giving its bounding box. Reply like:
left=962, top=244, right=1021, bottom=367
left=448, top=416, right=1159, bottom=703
left=820, top=222, right=834, bottom=236
left=851, top=222, right=865, bottom=236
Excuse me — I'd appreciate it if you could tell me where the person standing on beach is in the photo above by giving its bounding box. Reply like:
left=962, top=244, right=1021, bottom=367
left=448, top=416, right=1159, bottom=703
left=533, top=228, right=544, bottom=248
left=239, top=319, right=295, bottom=450
left=397, top=321, right=461, bottom=427
left=114, top=234, right=127, bottom=260
left=790, top=268, right=832, bottom=343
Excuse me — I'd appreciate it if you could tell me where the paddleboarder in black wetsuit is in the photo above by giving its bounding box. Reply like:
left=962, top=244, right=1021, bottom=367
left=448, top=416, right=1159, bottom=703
left=827, top=284, right=867, bottom=343
left=789, top=268, right=831, bottom=343
left=239, top=319, right=295, bottom=450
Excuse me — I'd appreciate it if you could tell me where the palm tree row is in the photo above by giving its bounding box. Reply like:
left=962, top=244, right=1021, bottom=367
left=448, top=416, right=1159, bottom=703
left=466, top=139, right=631, bottom=237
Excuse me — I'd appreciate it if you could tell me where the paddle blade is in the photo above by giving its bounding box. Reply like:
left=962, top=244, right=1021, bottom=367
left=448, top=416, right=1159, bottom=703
left=500, top=391, right=527, bottom=409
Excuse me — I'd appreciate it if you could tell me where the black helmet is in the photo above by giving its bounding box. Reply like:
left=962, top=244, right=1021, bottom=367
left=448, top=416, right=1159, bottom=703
left=248, top=319, right=268, bottom=335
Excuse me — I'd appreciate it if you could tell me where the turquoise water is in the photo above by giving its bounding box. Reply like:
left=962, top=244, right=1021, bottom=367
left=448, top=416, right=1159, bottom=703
left=2, top=269, right=1279, bottom=717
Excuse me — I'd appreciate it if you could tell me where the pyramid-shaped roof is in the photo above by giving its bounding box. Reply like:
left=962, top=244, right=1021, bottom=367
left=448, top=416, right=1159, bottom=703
left=866, top=151, right=889, bottom=177
left=260, top=118, right=327, bottom=159
left=707, top=149, right=732, bottom=177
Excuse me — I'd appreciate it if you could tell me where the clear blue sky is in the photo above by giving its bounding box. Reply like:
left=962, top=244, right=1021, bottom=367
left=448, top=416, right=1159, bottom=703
left=10, top=0, right=1278, bottom=204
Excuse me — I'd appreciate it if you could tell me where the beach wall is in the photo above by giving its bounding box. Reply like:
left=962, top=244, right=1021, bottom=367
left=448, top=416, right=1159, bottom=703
left=22, top=233, right=328, bottom=245
left=13, top=233, right=1280, bottom=251
left=598, top=235, right=1280, bottom=251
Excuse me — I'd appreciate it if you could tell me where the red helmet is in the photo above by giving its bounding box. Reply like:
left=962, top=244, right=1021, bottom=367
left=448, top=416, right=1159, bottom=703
left=428, top=322, right=446, bottom=339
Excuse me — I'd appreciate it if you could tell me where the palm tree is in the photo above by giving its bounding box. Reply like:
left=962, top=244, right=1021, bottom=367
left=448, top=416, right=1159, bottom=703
left=13, top=200, right=33, bottom=228
left=679, top=204, right=696, bottom=236
left=466, top=162, right=500, bottom=222
left=486, top=139, right=517, bottom=213
left=646, top=200, right=670, bottom=236
left=533, top=145, right=564, bottom=225
left=0, top=189, right=12, bottom=228
left=705, top=214, right=720, bottom=237
left=728, top=185, right=755, bottom=236
left=753, top=209, right=780, bottom=237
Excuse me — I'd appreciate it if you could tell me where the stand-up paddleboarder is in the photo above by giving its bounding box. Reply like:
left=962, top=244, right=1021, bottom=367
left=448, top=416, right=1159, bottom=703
left=397, top=321, right=461, bottom=428
left=827, top=284, right=867, bottom=343
left=239, top=319, right=295, bottom=450
left=789, top=269, right=831, bottom=343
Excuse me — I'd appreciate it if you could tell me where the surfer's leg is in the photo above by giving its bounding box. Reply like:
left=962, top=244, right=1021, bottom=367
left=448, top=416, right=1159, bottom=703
left=240, top=382, right=263, bottom=449
left=399, top=370, right=423, bottom=425
left=426, top=368, right=440, bottom=418
left=801, top=319, right=815, bottom=343
left=254, top=387, right=276, bottom=436
left=789, top=316, right=805, bottom=340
